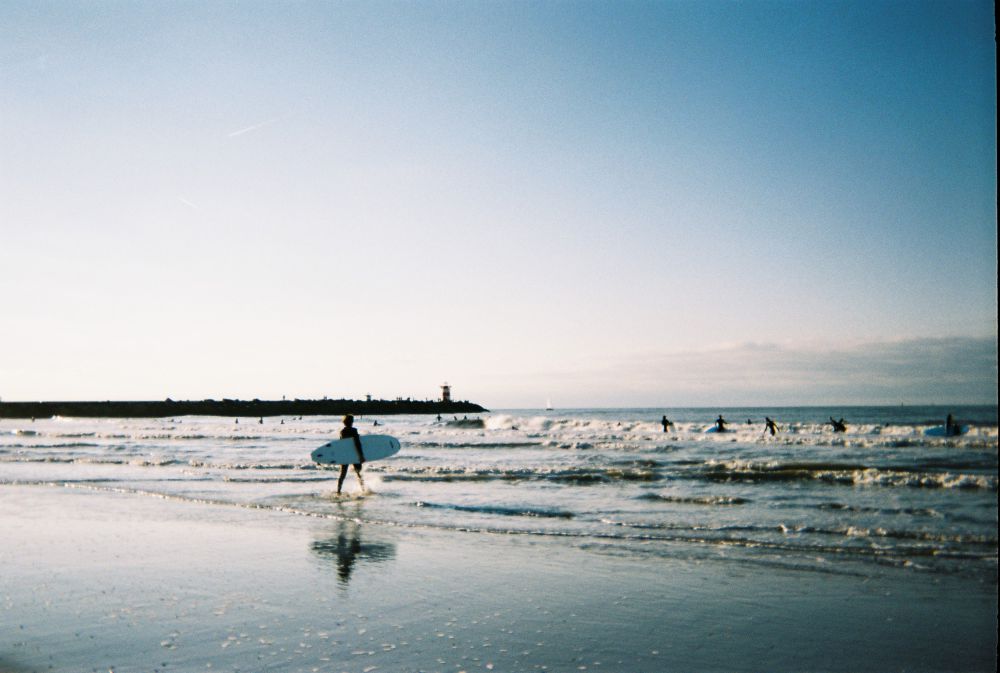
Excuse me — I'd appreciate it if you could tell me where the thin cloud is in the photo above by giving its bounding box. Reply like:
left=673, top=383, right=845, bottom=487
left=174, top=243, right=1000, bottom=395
left=228, top=117, right=281, bottom=138
left=177, top=196, right=201, bottom=210
left=517, top=336, right=999, bottom=407
left=645, top=337, right=997, bottom=405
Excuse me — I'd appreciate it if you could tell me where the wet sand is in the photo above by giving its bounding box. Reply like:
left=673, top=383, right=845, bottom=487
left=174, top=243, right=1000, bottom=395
left=1, top=485, right=995, bottom=673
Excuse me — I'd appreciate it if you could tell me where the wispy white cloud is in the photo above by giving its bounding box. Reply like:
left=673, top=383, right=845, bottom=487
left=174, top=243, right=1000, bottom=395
left=517, top=336, right=999, bottom=407
left=177, top=196, right=201, bottom=210
left=227, top=116, right=281, bottom=138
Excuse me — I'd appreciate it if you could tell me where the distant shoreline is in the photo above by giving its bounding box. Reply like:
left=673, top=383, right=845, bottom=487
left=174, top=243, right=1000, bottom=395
left=0, top=398, right=488, bottom=419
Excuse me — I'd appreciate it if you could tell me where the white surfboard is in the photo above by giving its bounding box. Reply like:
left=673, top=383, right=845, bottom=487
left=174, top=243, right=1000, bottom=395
left=311, top=434, right=401, bottom=465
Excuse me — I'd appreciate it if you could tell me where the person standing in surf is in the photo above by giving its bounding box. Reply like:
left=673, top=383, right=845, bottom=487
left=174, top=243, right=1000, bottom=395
left=764, top=417, right=778, bottom=436
left=337, top=414, right=366, bottom=495
left=945, top=413, right=962, bottom=437
left=715, top=415, right=728, bottom=432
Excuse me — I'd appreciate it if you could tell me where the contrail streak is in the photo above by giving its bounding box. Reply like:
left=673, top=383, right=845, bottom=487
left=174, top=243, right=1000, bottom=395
left=228, top=117, right=280, bottom=138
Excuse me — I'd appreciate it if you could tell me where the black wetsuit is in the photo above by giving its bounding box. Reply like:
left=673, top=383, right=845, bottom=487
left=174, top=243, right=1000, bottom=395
left=337, top=425, right=365, bottom=493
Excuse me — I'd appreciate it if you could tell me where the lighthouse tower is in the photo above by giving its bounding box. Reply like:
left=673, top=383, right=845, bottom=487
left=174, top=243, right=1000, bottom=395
left=440, top=383, right=452, bottom=403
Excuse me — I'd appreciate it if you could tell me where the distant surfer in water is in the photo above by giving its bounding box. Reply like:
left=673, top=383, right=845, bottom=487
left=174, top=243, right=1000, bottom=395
left=337, top=414, right=366, bottom=495
left=715, top=415, right=728, bottom=432
left=945, top=413, right=961, bottom=437
left=829, top=417, right=847, bottom=433
left=661, top=415, right=674, bottom=432
left=764, top=417, right=778, bottom=436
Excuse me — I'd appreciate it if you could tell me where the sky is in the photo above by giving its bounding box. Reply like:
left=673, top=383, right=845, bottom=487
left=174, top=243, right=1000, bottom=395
left=1, top=0, right=996, bottom=408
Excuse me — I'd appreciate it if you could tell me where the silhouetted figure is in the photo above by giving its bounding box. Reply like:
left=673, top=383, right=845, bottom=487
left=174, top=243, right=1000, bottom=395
left=311, top=522, right=397, bottom=587
left=259, top=417, right=263, bottom=424
left=715, top=415, right=728, bottom=432
left=334, top=530, right=362, bottom=584
left=830, top=417, right=847, bottom=432
left=764, top=417, right=778, bottom=436
left=337, top=414, right=366, bottom=495
left=661, top=415, right=674, bottom=432
left=373, top=419, right=379, bottom=427
left=945, top=413, right=962, bottom=437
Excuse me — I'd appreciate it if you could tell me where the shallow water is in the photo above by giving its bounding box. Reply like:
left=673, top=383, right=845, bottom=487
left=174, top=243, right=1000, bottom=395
left=1, top=405, right=996, bottom=581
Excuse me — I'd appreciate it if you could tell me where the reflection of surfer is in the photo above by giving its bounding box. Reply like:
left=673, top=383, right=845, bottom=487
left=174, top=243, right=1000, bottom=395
left=661, top=415, right=674, bottom=432
left=764, top=417, right=778, bottom=436
left=829, top=417, right=847, bottom=433
left=332, top=529, right=362, bottom=584
left=311, top=521, right=397, bottom=586
left=715, top=415, right=728, bottom=432
left=338, top=415, right=366, bottom=495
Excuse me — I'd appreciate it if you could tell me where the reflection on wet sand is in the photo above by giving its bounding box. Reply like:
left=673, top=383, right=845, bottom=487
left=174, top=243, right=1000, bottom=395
left=311, top=520, right=396, bottom=585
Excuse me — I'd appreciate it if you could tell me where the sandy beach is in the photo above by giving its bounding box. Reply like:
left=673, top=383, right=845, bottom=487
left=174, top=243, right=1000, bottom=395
left=1, top=484, right=995, bottom=673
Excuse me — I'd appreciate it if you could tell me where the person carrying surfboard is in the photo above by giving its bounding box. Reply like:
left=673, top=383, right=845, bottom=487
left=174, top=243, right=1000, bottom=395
left=764, top=417, right=778, bottom=436
left=945, top=413, right=963, bottom=437
left=337, top=414, right=366, bottom=495
left=715, top=415, right=728, bottom=432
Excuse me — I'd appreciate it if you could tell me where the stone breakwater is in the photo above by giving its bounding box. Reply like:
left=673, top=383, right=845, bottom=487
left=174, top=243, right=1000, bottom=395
left=0, top=398, right=488, bottom=419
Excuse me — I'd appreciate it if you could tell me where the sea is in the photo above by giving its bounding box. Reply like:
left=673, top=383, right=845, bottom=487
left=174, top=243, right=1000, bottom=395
left=1, top=405, right=996, bottom=582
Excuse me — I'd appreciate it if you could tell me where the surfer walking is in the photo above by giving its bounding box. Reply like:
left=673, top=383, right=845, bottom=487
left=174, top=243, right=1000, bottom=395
left=764, top=417, right=778, bottom=436
left=661, top=415, right=674, bottom=432
left=715, top=415, right=728, bottom=432
left=337, top=414, right=366, bottom=495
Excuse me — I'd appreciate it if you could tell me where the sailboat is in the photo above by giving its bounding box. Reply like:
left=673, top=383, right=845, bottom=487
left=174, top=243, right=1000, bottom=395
left=545, top=398, right=553, bottom=411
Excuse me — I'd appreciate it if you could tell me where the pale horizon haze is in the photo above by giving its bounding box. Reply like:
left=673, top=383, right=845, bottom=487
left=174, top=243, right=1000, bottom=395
left=1, top=0, right=996, bottom=409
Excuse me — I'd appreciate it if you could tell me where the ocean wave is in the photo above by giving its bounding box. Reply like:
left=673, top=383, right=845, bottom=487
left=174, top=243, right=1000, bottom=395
left=637, top=493, right=751, bottom=506
left=813, top=502, right=943, bottom=517
left=599, top=519, right=999, bottom=561
left=380, top=465, right=661, bottom=484
left=695, top=460, right=998, bottom=490
left=604, top=518, right=996, bottom=544
left=223, top=476, right=336, bottom=484
left=406, top=441, right=545, bottom=449
left=414, top=500, right=574, bottom=519
left=185, top=460, right=314, bottom=471
left=8, top=480, right=995, bottom=578
left=0, top=442, right=102, bottom=449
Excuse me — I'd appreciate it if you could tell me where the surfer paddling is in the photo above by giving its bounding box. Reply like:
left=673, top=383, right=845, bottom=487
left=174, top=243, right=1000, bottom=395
left=337, top=414, right=366, bottom=495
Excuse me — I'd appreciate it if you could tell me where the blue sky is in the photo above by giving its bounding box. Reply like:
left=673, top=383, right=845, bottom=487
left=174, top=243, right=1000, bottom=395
left=1, top=0, right=996, bottom=407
